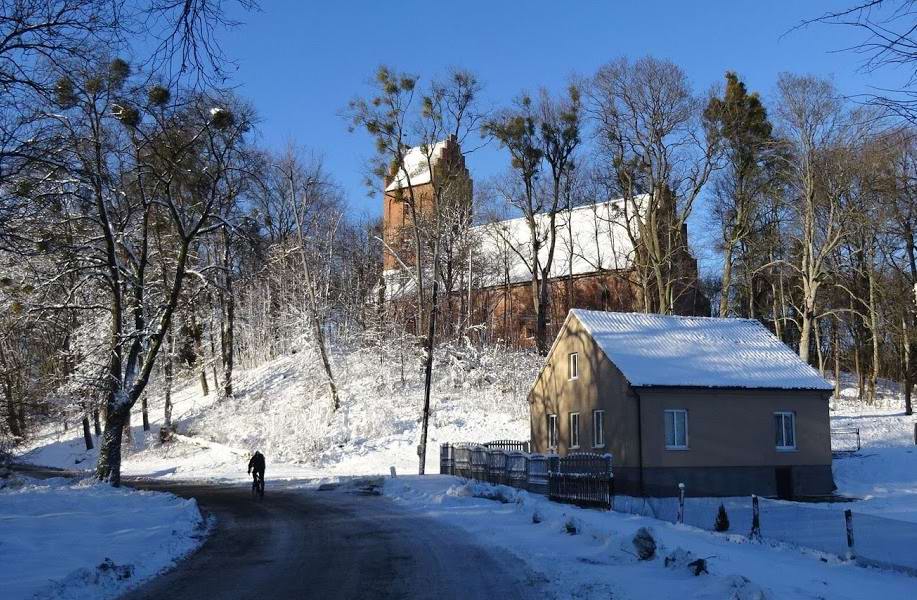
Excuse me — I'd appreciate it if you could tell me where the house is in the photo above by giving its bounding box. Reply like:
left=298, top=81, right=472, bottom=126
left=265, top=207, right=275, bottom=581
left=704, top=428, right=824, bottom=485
left=379, top=138, right=709, bottom=347
left=528, top=309, right=835, bottom=498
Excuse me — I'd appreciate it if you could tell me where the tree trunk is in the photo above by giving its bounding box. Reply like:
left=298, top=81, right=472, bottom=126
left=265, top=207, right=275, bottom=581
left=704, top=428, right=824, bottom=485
left=82, top=415, right=93, bottom=451
left=815, top=317, right=825, bottom=376
left=141, top=394, right=150, bottom=432
left=123, top=411, right=132, bottom=448
left=905, top=315, right=914, bottom=416
left=719, top=243, right=735, bottom=317
left=418, top=274, right=439, bottom=475
left=833, top=316, right=841, bottom=406
left=220, top=239, right=235, bottom=400
left=208, top=306, right=221, bottom=390
left=868, top=265, right=880, bottom=404
left=3, top=379, right=21, bottom=438
left=163, top=328, right=174, bottom=428
left=96, top=406, right=127, bottom=486
left=191, top=311, right=209, bottom=396
left=93, top=408, right=101, bottom=436
left=799, top=310, right=813, bottom=365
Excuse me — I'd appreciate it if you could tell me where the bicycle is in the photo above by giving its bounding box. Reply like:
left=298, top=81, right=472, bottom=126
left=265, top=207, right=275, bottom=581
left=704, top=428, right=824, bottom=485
left=251, top=471, right=265, bottom=499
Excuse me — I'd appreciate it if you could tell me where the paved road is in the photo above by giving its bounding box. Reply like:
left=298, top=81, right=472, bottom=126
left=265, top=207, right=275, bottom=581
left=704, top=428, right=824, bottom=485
left=120, top=479, right=544, bottom=600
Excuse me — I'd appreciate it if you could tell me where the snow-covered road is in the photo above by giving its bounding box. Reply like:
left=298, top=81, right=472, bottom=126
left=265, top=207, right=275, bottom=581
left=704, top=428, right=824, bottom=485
left=121, top=478, right=543, bottom=600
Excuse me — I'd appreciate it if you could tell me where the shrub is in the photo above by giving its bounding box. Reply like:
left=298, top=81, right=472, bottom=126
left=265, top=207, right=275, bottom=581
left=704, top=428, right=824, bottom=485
left=714, top=503, right=730, bottom=532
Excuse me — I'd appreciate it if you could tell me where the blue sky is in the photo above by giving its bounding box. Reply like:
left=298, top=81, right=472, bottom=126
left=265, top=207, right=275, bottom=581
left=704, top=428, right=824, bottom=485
left=220, top=0, right=903, bottom=271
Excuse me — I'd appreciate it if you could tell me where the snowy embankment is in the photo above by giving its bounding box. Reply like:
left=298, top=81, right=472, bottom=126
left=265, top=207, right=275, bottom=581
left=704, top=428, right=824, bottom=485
left=386, top=476, right=917, bottom=600
left=0, top=473, right=205, bottom=600
left=19, top=341, right=538, bottom=481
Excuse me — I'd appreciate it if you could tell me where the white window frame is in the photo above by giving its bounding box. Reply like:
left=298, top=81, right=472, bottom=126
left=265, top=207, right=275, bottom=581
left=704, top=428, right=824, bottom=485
left=568, top=352, right=579, bottom=380
left=547, top=414, right=558, bottom=450
left=775, top=411, right=797, bottom=451
left=664, top=409, right=689, bottom=450
left=569, top=412, right=580, bottom=449
left=592, top=410, right=605, bottom=448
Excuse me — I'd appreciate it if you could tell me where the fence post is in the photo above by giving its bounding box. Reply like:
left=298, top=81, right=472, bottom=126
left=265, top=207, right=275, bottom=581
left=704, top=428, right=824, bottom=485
left=750, top=494, right=761, bottom=540
left=604, top=454, right=614, bottom=510
left=676, top=483, right=685, bottom=524
left=844, top=509, right=855, bottom=560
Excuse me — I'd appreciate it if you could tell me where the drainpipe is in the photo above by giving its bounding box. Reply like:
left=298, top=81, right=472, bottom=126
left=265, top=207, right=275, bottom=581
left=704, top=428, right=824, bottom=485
left=633, top=388, right=646, bottom=497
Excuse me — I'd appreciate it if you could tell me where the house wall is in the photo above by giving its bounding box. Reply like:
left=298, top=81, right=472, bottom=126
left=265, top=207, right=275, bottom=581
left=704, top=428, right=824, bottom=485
left=528, top=313, right=642, bottom=469
left=636, top=387, right=834, bottom=497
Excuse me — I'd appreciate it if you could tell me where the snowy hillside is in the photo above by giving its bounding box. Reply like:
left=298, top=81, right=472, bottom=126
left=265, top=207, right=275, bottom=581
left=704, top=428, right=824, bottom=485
left=21, top=341, right=540, bottom=480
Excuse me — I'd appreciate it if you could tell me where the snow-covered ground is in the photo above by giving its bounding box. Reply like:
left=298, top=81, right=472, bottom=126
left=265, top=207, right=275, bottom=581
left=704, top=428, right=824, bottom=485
left=0, top=473, right=205, bottom=600
left=12, top=344, right=917, bottom=596
left=829, top=375, right=917, bottom=523
left=385, top=475, right=917, bottom=600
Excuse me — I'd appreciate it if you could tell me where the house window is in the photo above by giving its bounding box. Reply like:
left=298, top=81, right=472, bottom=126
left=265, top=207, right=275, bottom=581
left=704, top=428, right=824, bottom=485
left=547, top=414, right=558, bottom=449
left=568, top=352, right=579, bottom=380
left=569, top=412, right=580, bottom=449
left=593, top=410, right=605, bottom=448
left=775, top=412, right=796, bottom=450
left=664, top=409, right=688, bottom=449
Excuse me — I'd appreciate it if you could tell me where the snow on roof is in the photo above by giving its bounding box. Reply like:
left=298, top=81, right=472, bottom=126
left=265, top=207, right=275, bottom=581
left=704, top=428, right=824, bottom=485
left=385, top=141, right=448, bottom=192
left=472, top=198, right=635, bottom=286
left=379, top=198, right=638, bottom=301
left=570, top=309, right=833, bottom=390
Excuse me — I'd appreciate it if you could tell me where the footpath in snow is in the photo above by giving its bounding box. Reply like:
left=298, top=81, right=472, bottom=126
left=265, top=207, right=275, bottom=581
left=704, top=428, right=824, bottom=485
left=0, top=472, right=206, bottom=600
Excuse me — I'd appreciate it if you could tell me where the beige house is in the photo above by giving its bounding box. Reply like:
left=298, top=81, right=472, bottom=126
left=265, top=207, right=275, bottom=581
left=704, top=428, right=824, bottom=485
left=529, top=310, right=835, bottom=498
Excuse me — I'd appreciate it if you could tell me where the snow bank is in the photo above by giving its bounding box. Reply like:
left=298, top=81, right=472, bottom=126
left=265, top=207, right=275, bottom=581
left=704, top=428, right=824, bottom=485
left=0, top=474, right=206, bottom=599
left=385, top=475, right=917, bottom=600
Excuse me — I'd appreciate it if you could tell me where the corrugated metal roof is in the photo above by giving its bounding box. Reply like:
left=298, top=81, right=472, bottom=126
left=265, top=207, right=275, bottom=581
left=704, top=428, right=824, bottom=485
left=571, top=309, right=833, bottom=391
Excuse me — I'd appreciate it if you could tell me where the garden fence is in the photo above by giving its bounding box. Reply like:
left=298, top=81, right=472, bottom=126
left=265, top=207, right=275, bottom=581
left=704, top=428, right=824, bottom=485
left=613, top=491, right=917, bottom=576
left=440, top=441, right=917, bottom=576
left=440, top=441, right=613, bottom=508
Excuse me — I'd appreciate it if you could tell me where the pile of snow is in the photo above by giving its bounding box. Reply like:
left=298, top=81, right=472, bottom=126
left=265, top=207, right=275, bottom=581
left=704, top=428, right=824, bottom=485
left=385, top=475, right=917, bottom=599
left=0, top=473, right=205, bottom=599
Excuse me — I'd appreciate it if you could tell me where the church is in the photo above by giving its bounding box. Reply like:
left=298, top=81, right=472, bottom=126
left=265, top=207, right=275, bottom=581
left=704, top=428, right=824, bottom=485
left=378, top=136, right=709, bottom=348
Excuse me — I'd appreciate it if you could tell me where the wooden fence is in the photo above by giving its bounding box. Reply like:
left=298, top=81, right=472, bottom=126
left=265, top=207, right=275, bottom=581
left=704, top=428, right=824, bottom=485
left=439, top=441, right=614, bottom=509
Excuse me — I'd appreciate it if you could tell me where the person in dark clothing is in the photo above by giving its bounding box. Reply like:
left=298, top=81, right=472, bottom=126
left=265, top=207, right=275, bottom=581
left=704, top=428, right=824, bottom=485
left=247, top=451, right=265, bottom=497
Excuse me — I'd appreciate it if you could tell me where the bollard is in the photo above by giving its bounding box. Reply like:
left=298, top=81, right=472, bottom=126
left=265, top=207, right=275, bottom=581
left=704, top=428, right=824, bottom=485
left=677, top=482, right=686, bottom=524
left=750, top=494, right=761, bottom=540
left=390, top=466, right=397, bottom=479
left=844, top=509, right=855, bottom=560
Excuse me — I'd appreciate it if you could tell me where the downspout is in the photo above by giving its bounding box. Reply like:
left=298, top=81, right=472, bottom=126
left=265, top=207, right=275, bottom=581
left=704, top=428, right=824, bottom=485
left=633, top=387, right=645, bottom=497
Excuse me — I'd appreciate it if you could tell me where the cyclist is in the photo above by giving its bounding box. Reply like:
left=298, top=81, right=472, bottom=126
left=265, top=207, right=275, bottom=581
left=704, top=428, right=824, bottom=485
left=247, top=450, right=266, bottom=497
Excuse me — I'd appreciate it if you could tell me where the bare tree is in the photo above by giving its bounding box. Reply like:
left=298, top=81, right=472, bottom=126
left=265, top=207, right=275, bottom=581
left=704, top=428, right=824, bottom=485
left=484, top=85, right=582, bottom=354
left=590, top=56, right=718, bottom=315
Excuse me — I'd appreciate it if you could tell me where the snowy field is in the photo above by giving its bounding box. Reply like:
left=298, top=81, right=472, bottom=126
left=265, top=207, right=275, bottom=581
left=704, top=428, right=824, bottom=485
left=0, top=473, right=205, bottom=600
left=384, top=475, right=917, bottom=600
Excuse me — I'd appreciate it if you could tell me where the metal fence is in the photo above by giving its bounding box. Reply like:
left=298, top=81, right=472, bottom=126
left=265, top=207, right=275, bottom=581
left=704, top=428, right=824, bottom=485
left=830, top=428, right=861, bottom=454
left=613, top=490, right=917, bottom=576
left=440, top=442, right=613, bottom=509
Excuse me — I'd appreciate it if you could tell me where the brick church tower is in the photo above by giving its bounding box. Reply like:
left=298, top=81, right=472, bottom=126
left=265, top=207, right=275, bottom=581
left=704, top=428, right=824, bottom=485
left=381, top=135, right=471, bottom=272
